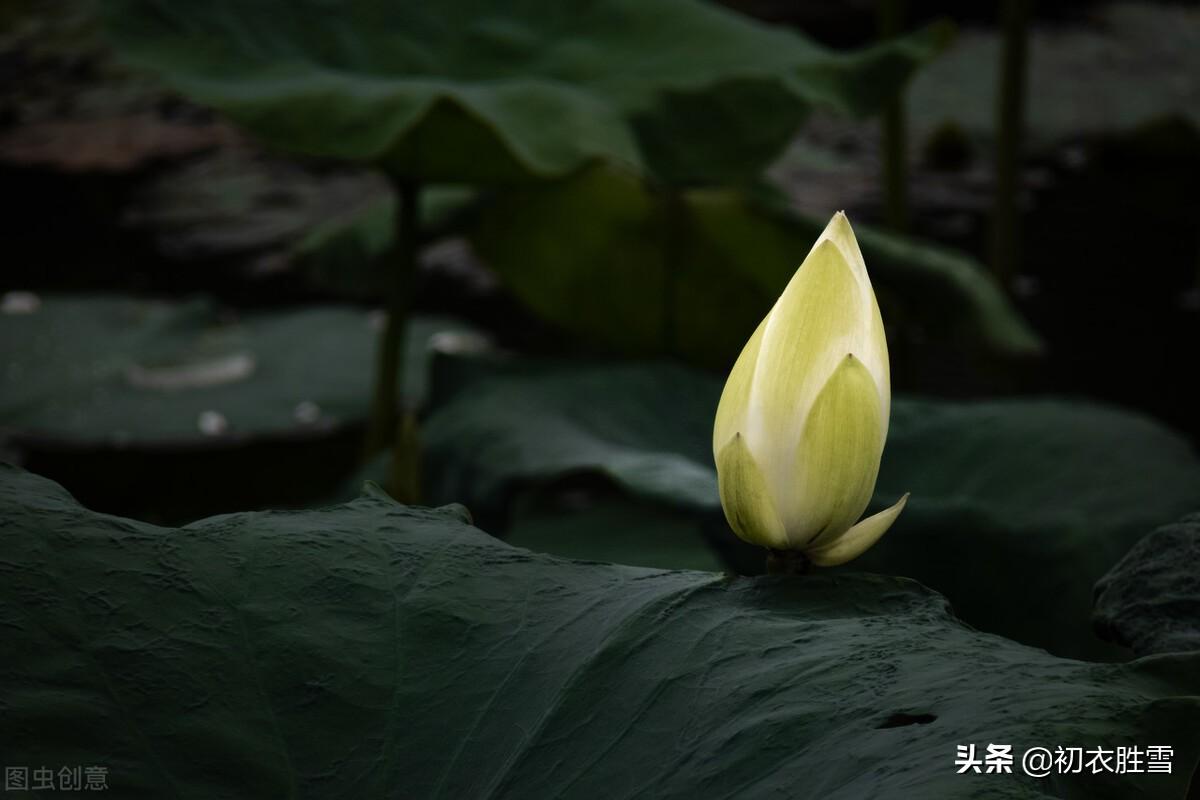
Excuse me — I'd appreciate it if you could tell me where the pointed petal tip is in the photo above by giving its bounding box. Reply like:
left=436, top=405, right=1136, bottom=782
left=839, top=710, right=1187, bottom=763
left=817, top=213, right=859, bottom=260
left=791, top=236, right=854, bottom=287
left=815, top=210, right=871, bottom=285
left=808, top=236, right=847, bottom=262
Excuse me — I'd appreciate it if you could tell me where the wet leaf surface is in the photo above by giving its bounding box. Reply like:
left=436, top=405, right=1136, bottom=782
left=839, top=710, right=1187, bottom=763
left=2, top=463, right=1197, bottom=799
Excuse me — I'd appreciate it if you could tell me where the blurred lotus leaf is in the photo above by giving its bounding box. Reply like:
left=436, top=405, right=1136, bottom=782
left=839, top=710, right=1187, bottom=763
left=1093, top=512, right=1200, bottom=657
left=424, top=359, right=719, bottom=518
left=469, top=165, right=1041, bottom=367
left=422, top=356, right=1200, bottom=658
left=4, top=464, right=1198, bottom=799
left=101, top=0, right=949, bottom=184
left=0, top=295, right=473, bottom=446
left=0, top=295, right=482, bottom=520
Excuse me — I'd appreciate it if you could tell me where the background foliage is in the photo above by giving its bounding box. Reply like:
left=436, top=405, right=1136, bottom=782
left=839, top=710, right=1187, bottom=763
left=3, top=0, right=1199, bottom=795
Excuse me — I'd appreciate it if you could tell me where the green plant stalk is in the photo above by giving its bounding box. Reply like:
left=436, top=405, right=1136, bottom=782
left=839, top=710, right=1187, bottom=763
left=878, top=0, right=908, bottom=232
left=366, top=179, right=420, bottom=466
left=991, top=0, right=1031, bottom=290
left=390, top=405, right=421, bottom=505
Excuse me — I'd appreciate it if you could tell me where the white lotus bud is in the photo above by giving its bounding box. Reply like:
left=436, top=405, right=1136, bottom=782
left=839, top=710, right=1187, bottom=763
left=712, top=211, right=908, bottom=567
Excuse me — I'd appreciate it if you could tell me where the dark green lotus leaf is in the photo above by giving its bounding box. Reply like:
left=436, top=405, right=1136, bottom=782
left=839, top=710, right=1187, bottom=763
left=101, top=0, right=948, bottom=184
left=3, top=464, right=1198, bottom=798
left=331, top=407, right=722, bottom=571
left=0, top=295, right=472, bottom=445
left=0, top=296, right=481, bottom=522
left=1093, top=512, right=1200, bottom=657
left=855, top=399, right=1200, bottom=661
left=468, top=165, right=1041, bottom=368
left=423, top=358, right=718, bottom=516
left=422, top=357, right=1200, bottom=658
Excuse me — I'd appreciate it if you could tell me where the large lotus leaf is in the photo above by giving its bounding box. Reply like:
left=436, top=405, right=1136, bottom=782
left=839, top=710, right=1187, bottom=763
left=423, top=359, right=719, bottom=518
left=100, top=0, right=949, bottom=184
left=3, top=464, right=1198, bottom=798
left=421, top=357, right=1200, bottom=658
left=0, top=295, right=472, bottom=445
left=0, top=295, right=479, bottom=520
left=1093, top=512, right=1200, bottom=657
left=853, top=399, right=1200, bottom=662
left=468, top=165, right=1041, bottom=368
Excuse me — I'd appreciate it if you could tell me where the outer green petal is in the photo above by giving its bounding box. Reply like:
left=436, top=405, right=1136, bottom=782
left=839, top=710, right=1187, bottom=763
left=791, top=354, right=885, bottom=547
left=716, top=433, right=788, bottom=550
left=807, top=493, right=909, bottom=567
left=744, top=238, right=870, bottom=524
left=712, top=315, right=767, bottom=457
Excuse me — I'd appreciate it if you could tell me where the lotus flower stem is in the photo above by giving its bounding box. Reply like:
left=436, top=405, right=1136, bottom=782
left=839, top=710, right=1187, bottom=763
left=366, top=178, right=421, bottom=502
left=878, top=0, right=909, bottom=232
left=991, top=0, right=1032, bottom=290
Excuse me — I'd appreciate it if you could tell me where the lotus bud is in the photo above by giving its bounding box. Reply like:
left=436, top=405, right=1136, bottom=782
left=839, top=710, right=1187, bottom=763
left=712, top=211, right=908, bottom=567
